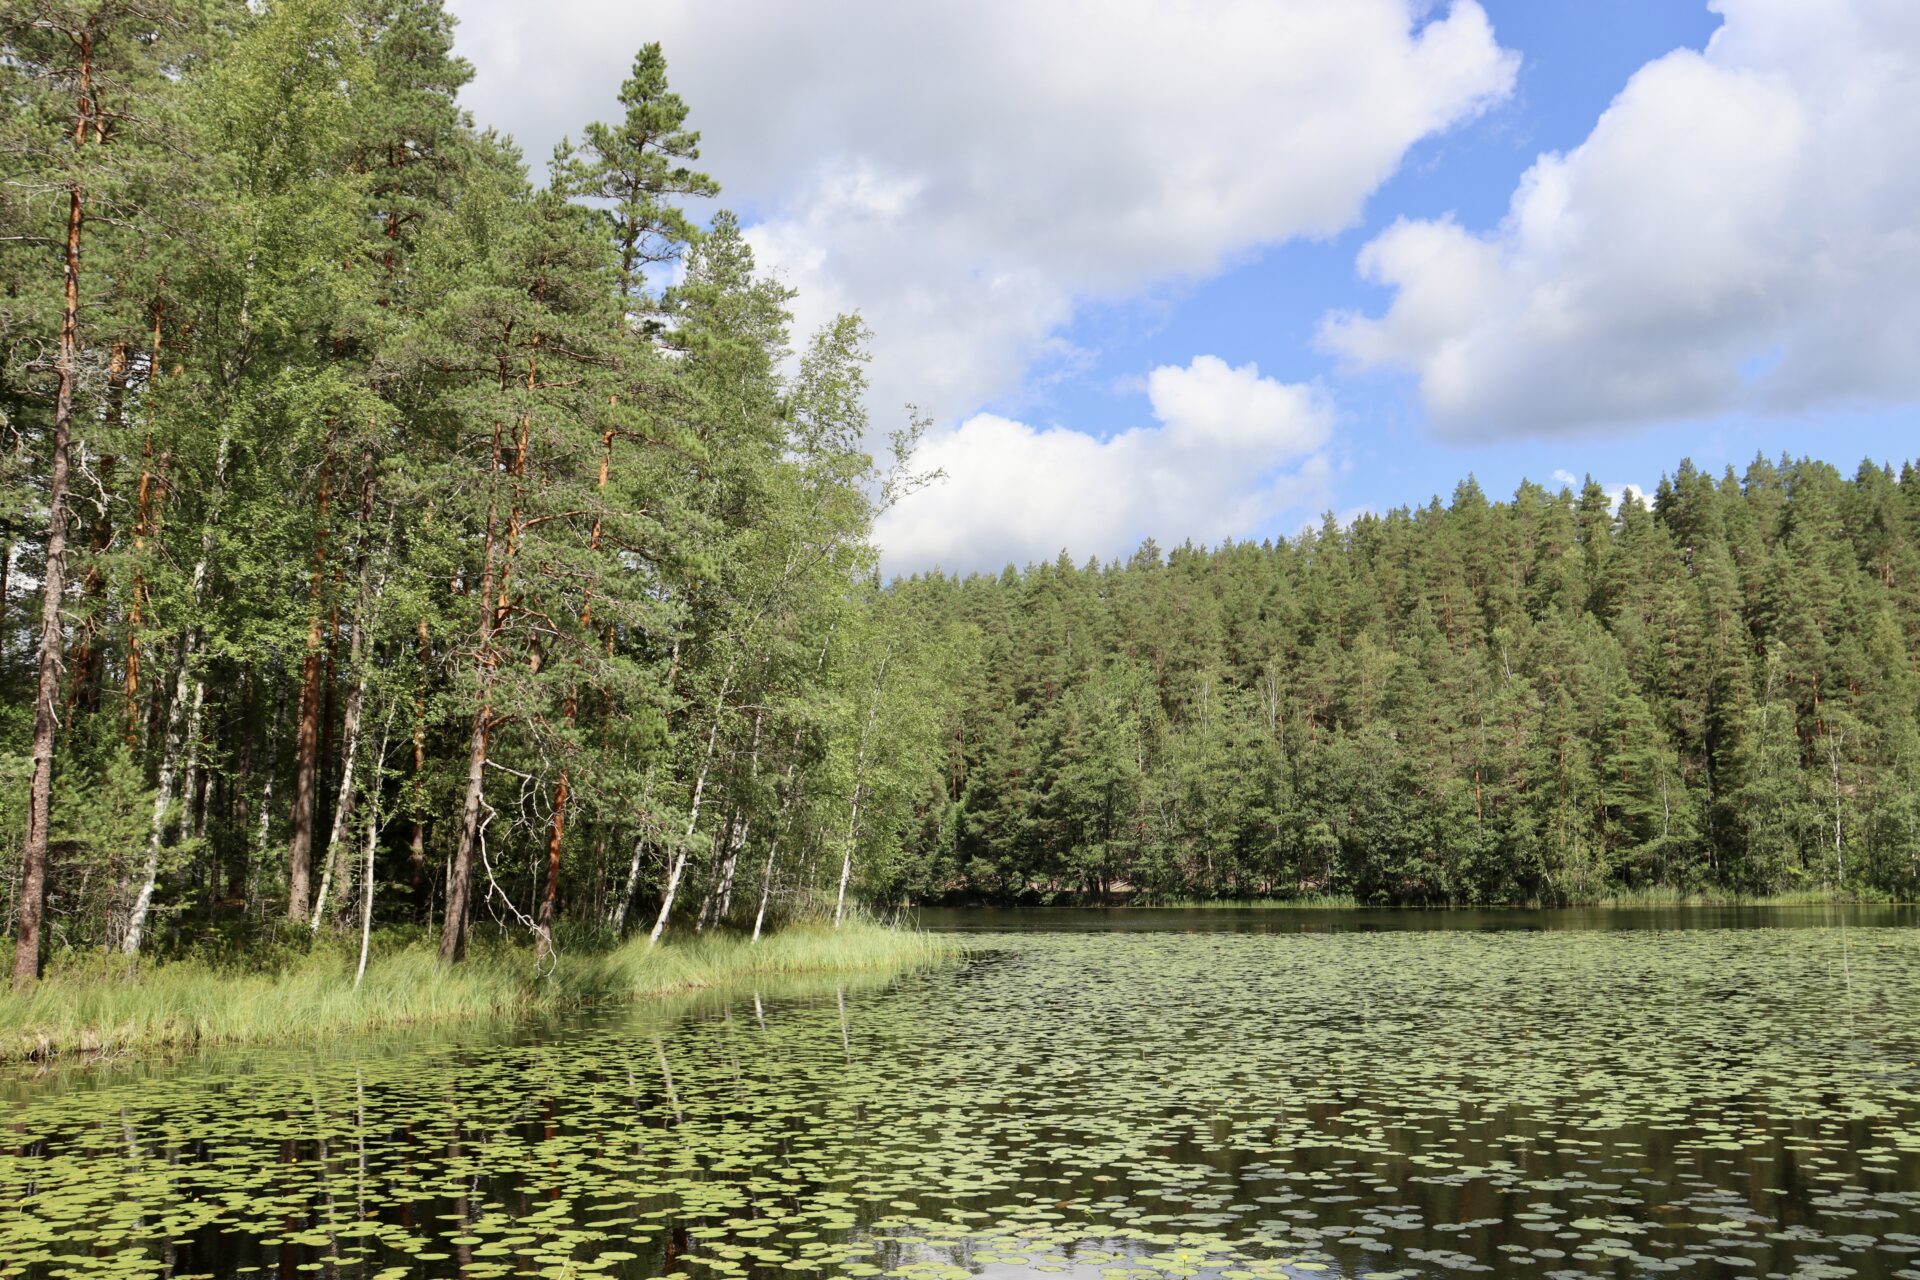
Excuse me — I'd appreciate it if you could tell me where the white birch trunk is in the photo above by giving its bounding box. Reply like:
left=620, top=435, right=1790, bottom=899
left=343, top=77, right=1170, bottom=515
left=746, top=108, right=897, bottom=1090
left=648, top=691, right=726, bottom=948
left=123, top=637, right=192, bottom=955
left=833, top=644, right=890, bottom=929
left=123, top=424, right=232, bottom=954
left=310, top=660, right=369, bottom=933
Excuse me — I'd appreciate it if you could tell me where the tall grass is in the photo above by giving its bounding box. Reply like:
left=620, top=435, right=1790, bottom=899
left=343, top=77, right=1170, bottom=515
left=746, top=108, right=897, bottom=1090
left=0, top=922, right=957, bottom=1063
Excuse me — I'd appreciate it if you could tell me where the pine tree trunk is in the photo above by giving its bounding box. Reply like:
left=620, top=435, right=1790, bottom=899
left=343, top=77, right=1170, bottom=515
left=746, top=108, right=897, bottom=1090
left=14, top=59, right=93, bottom=984
left=286, top=434, right=337, bottom=922
left=535, top=765, right=567, bottom=963
left=535, top=424, right=612, bottom=961
left=440, top=694, right=490, bottom=964
left=441, top=390, right=528, bottom=965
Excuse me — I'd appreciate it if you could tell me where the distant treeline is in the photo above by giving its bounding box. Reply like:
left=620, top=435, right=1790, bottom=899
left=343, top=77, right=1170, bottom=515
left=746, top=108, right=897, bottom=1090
left=1, top=2, right=949, bottom=984
left=882, top=457, right=1920, bottom=904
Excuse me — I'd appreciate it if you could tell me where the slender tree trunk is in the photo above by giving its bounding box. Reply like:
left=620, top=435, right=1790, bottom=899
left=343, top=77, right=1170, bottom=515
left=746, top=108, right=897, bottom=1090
left=123, top=419, right=233, bottom=954
left=714, top=815, right=744, bottom=923
left=535, top=767, right=567, bottom=964
left=440, top=690, right=491, bottom=964
left=318, top=599, right=342, bottom=817
left=287, top=431, right=338, bottom=921
left=311, top=464, right=379, bottom=932
left=649, top=668, right=734, bottom=948
left=14, top=55, right=94, bottom=985
left=353, top=792, right=379, bottom=990
left=1827, top=726, right=1846, bottom=885
left=649, top=707, right=722, bottom=948
left=696, top=808, right=737, bottom=933
left=66, top=338, right=128, bottom=714
left=833, top=644, right=891, bottom=930
left=354, top=715, right=391, bottom=991
left=123, top=635, right=191, bottom=955
left=535, top=424, right=611, bottom=962
left=310, top=667, right=367, bottom=933
left=610, top=773, right=654, bottom=939
left=751, top=757, right=802, bottom=944
left=833, top=792, right=862, bottom=930
left=177, top=674, right=208, bottom=833
left=711, top=710, right=762, bottom=926
left=124, top=303, right=166, bottom=747
left=65, top=403, right=117, bottom=715
left=441, top=386, right=527, bottom=964
left=408, top=616, right=431, bottom=899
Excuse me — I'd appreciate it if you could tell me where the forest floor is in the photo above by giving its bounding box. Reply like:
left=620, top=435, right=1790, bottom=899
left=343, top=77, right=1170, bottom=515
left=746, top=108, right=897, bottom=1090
left=0, top=923, right=958, bottom=1064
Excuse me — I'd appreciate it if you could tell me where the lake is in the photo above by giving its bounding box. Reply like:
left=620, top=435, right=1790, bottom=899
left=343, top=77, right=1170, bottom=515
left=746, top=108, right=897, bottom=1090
left=5, top=908, right=1920, bottom=1280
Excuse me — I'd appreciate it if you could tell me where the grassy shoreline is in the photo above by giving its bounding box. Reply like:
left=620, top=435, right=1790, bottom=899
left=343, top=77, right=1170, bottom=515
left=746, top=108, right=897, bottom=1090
left=990, top=887, right=1909, bottom=910
left=0, top=923, right=958, bottom=1064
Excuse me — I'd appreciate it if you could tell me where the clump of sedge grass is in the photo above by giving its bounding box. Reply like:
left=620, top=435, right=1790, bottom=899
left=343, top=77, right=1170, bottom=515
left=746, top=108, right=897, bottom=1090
left=0, top=921, right=958, bottom=1063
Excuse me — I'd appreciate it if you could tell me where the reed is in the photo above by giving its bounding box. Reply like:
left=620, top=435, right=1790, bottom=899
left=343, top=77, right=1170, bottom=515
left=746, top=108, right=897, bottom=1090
left=0, top=922, right=958, bottom=1063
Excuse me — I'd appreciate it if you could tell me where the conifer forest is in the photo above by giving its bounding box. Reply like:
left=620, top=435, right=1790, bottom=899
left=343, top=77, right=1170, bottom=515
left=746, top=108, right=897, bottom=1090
left=2, top=0, right=1918, bottom=998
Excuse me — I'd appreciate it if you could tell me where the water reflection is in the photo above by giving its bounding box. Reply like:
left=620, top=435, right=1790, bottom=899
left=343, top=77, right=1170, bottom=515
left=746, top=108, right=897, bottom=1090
left=4, top=925, right=1919, bottom=1280
left=912, top=904, right=1920, bottom=934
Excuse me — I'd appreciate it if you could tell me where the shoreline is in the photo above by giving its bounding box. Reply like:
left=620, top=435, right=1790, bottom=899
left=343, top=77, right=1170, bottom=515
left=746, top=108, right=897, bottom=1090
left=0, top=923, right=959, bottom=1066
left=916, top=888, right=1909, bottom=910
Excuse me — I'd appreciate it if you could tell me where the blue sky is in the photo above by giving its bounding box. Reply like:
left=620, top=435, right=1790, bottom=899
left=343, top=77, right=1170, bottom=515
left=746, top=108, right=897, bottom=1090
left=447, top=0, right=1920, bottom=573
left=990, top=0, right=1914, bottom=541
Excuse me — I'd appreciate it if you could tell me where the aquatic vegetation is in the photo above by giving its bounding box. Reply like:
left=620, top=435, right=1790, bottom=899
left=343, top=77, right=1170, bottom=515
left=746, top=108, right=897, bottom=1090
left=3, top=921, right=1919, bottom=1280
left=0, top=924, right=956, bottom=1062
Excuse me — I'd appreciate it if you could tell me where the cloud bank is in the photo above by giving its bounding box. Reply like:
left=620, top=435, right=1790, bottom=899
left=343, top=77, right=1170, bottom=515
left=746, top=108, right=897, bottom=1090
left=875, top=356, right=1333, bottom=575
left=1321, top=0, right=1920, bottom=439
left=447, top=0, right=1516, bottom=427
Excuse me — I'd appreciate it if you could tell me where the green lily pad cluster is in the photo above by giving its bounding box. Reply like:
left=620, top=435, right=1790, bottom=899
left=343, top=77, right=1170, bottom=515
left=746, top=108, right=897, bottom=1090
left=4, top=923, right=1920, bottom=1280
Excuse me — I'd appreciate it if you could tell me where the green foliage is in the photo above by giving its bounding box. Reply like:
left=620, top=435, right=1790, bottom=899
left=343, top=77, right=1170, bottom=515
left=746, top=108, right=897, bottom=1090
left=888, top=459, right=1920, bottom=905
left=0, top=7, right=949, bottom=973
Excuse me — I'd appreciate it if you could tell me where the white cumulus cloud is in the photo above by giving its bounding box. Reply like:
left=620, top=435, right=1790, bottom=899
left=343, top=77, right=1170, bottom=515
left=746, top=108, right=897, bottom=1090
left=445, top=0, right=1516, bottom=426
left=1320, top=0, right=1920, bottom=439
left=875, top=356, right=1333, bottom=575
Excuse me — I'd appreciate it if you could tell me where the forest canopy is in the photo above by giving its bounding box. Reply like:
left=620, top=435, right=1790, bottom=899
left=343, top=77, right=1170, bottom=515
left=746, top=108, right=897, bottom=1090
left=0, top=0, right=947, bottom=983
left=883, top=459, right=1920, bottom=905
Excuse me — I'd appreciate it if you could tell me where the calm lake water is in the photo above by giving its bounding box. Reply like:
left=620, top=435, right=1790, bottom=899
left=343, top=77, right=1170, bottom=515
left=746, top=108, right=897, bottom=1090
left=5, top=909, right=1920, bottom=1280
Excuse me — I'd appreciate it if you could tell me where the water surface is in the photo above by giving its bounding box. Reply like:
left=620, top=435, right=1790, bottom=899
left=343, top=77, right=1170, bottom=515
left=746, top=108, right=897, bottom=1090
left=5, top=910, right=1918, bottom=1280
